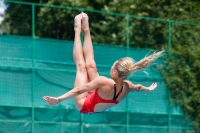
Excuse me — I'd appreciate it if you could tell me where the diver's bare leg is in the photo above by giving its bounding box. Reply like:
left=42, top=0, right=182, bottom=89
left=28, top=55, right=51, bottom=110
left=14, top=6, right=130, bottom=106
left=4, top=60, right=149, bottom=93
left=82, top=13, right=99, bottom=82
left=73, top=14, right=88, bottom=110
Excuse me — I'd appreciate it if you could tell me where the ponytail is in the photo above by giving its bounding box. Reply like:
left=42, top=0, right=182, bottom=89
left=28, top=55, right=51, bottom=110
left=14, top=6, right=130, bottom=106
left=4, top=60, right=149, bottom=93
left=115, top=50, right=164, bottom=79
left=130, top=50, right=165, bottom=72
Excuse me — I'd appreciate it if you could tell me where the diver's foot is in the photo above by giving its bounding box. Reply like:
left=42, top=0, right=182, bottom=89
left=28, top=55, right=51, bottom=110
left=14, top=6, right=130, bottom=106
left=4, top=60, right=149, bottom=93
left=74, top=14, right=82, bottom=32
left=81, top=13, right=90, bottom=33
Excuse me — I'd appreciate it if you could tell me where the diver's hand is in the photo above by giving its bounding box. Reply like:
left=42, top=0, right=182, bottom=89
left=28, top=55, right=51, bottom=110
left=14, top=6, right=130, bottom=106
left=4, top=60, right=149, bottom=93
left=148, top=83, right=157, bottom=91
left=145, top=83, right=157, bottom=95
left=43, top=96, right=59, bottom=105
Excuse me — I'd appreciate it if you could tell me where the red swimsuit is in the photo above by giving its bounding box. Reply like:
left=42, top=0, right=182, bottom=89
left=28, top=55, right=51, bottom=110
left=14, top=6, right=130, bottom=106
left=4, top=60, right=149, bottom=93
left=80, top=84, right=123, bottom=114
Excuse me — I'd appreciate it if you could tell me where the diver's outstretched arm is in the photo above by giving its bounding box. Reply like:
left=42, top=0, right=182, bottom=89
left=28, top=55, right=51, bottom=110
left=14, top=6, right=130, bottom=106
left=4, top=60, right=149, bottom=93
left=125, top=80, right=157, bottom=93
left=43, top=76, right=106, bottom=105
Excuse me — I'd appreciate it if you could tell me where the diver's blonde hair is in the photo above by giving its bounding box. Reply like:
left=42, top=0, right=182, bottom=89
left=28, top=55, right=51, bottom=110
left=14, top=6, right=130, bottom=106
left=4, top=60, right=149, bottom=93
left=115, top=50, right=164, bottom=79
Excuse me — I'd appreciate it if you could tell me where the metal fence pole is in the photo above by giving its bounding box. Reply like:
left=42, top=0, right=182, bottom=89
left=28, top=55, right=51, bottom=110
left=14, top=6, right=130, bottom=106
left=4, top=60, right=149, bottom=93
left=31, top=4, right=35, bottom=133
left=168, top=21, right=172, bottom=55
left=126, top=15, right=130, bottom=133
left=126, top=15, right=130, bottom=56
left=167, top=20, right=172, bottom=133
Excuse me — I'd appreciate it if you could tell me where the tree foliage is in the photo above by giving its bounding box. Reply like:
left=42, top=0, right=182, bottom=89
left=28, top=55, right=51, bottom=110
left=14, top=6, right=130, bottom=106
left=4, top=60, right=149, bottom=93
left=160, top=24, right=200, bottom=132
left=2, top=0, right=200, bottom=48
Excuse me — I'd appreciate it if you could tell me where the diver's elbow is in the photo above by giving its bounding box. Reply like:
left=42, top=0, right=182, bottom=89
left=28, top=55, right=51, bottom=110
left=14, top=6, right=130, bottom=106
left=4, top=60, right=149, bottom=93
left=75, top=86, right=86, bottom=95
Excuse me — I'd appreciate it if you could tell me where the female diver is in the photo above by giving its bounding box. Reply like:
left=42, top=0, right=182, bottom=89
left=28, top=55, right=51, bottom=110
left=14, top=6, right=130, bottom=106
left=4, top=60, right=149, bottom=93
left=43, top=13, right=164, bottom=114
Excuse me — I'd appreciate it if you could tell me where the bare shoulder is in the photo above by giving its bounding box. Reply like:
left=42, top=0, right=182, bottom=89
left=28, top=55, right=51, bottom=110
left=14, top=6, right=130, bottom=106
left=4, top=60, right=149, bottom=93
left=93, top=76, right=111, bottom=85
left=124, top=80, right=134, bottom=90
left=124, top=80, right=131, bottom=86
left=95, top=76, right=115, bottom=88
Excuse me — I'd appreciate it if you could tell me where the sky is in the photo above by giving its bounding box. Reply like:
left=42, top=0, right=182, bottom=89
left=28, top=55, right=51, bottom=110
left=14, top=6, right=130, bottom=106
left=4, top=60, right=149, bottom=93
left=0, top=0, right=6, bottom=23
left=0, top=0, right=6, bottom=8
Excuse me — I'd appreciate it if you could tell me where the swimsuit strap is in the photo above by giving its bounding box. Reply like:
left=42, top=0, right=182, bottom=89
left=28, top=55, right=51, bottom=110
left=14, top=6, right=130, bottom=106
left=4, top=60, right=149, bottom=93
left=113, top=84, right=123, bottom=100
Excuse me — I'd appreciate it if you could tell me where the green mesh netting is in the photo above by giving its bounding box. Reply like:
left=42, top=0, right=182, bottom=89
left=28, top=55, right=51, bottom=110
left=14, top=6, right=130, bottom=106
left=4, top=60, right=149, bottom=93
left=0, top=35, right=191, bottom=133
